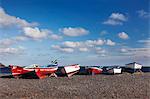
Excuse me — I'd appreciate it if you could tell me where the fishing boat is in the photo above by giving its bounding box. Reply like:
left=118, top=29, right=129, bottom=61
left=103, top=66, right=122, bottom=74
left=0, top=63, right=12, bottom=77
left=33, top=60, right=58, bottom=78
left=113, top=67, right=122, bottom=74
left=78, top=66, right=89, bottom=75
left=9, top=65, right=36, bottom=78
left=125, top=62, right=142, bottom=73
left=9, top=60, right=58, bottom=79
left=141, top=67, right=150, bottom=72
left=34, top=67, right=58, bottom=78
left=10, top=65, right=58, bottom=79
left=0, top=63, right=5, bottom=68
left=61, top=64, right=80, bottom=77
left=87, top=66, right=103, bottom=75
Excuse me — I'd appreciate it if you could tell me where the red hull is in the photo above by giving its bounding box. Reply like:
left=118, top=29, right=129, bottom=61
left=10, top=65, right=58, bottom=79
left=35, top=68, right=58, bottom=79
left=88, top=67, right=103, bottom=75
left=10, top=65, right=34, bottom=77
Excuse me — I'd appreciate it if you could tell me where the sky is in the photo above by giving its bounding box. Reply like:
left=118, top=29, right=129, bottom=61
left=0, top=0, right=149, bottom=66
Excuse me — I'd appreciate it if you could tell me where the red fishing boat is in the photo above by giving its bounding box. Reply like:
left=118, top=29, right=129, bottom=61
left=9, top=65, right=35, bottom=78
left=88, top=66, right=103, bottom=75
left=34, top=67, right=58, bottom=79
left=9, top=65, right=58, bottom=79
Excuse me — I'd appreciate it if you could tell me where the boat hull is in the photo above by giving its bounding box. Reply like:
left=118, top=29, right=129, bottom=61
left=125, top=62, right=142, bottom=70
left=88, top=67, right=103, bottom=75
left=10, top=65, right=58, bottom=79
left=113, top=68, right=122, bottom=74
left=124, top=68, right=142, bottom=73
left=141, top=67, right=150, bottom=72
left=10, top=65, right=35, bottom=78
left=103, top=67, right=122, bottom=74
left=35, top=67, right=58, bottom=79
left=61, top=64, right=80, bottom=77
left=0, top=67, right=12, bottom=77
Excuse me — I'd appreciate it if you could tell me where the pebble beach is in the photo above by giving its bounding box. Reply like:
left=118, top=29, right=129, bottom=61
left=0, top=73, right=149, bottom=99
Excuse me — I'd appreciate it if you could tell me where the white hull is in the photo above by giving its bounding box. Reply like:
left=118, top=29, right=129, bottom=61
left=113, top=68, right=122, bottom=74
left=126, top=63, right=142, bottom=69
left=64, top=64, right=80, bottom=74
left=61, top=64, right=80, bottom=77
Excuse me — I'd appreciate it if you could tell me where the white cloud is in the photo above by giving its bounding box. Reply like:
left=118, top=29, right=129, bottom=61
left=0, top=7, right=37, bottom=28
left=138, top=38, right=150, bottom=48
left=95, top=39, right=105, bottom=45
left=63, top=41, right=81, bottom=48
left=63, top=39, right=109, bottom=47
left=0, top=36, right=28, bottom=47
left=51, top=45, right=74, bottom=53
left=63, top=40, right=105, bottom=49
left=103, top=19, right=122, bottom=25
left=134, top=48, right=150, bottom=57
left=120, top=48, right=128, bottom=53
left=51, top=45, right=60, bottom=49
left=14, top=36, right=28, bottom=41
left=0, top=46, right=25, bottom=55
left=49, top=34, right=62, bottom=40
left=85, top=40, right=95, bottom=47
left=85, top=39, right=105, bottom=46
left=79, top=47, right=89, bottom=52
left=0, top=6, right=62, bottom=43
left=118, top=32, right=129, bottom=40
left=89, top=47, right=107, bottom=57
left=52, top=38, right=116, bottom=54
left=83, top=39, right=116, bottom=47
left=120, top=47, right=150, bottom=57
left=59, top=27, right=89, bottom=37
left=110, top=13, right=127, bottom=21
left=60, top=48, right=74, bottom=53
left=137, top=10, right=150, bottom=18
left=138, top=39, right=150, bottom=43
left=103, top=13, right=127, bottom=25
left=23, top=27, right=49, bottom=40
left=0, top=36, right=27, bottom=56
left=23, top=27, right=62, bottom=40
left=95, top=47, right=106, bottom=54
left=0, top=38, right=16, bottom=47
left=106, top=39, right=116, bottom=46
left=95, top=47, right=102, bottom=51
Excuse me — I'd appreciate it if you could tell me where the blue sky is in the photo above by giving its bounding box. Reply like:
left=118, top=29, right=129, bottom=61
left=0, top=0, right=149, bottom=66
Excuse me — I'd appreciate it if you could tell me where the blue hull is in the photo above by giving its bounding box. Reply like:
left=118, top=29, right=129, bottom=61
left=141, top=67, right=150, bottom=72
left=124, top=68, right=141, bottom=73
left=0, top=67, right=12, bottom=77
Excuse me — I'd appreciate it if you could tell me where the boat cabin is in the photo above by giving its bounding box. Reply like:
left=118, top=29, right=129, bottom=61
left=125, top=62, right=142, bottom=73
left=125, top=62, right=142, bottom=69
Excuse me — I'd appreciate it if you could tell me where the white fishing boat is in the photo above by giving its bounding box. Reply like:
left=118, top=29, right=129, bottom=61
left=61, top=64, right=80, bottom=77
left=113, top=67, right=122, bottom=74
left=104, top=66, right=122, bottom=74
left=125, top=62, right=142, bottom=69
left=125, top=62, right=142, bottom=73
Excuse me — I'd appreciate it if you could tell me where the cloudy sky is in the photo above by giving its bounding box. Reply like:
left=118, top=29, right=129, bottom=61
left=0, top=0, right=149, bottom=66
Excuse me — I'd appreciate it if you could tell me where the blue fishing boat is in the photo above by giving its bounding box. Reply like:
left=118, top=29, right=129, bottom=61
left=0, top=63, right=12, bottom=77
left=141, top=67, right=150, bottom=72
